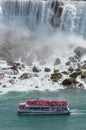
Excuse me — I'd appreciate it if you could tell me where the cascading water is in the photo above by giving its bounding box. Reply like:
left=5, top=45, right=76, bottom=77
left=62, top=1, right=86, bottom=37
left=0, top=0, right=86, bottom=37
left=0, top=0, right=86, bottom=94
left=0, top=0, right=63, bottom=31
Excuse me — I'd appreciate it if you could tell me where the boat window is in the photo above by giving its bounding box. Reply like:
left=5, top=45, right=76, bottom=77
left=29, top=107, right=40, bottom=110
left=63, top=107, right=67, bottom=110
left=40, top=107, right=49, bottom=111
left=27, top=107, right=49, bottom=111
left=56, top=107, right=67, bottom=111
left=52, top=108, right=55, bottom=111
left=34, top=107, right=40, bottom=110
left=23, top=105, right=25, bottom=107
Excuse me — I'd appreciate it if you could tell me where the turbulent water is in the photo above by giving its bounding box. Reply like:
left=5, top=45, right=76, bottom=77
left=1, top=90, right=86, bottom=130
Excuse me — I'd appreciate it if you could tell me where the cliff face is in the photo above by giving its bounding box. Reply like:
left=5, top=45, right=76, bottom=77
left=49, top=1, right=64, bottom=28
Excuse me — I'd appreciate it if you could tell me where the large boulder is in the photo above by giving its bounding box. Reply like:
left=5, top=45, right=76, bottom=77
left=81, top=72, right=86, bottom=79
left=70, top=72, right=78, bottom=78
left=82, top=64, right=86, bottom=69
left=9, top=62, right=25, bottom=74
left=54, top=58, right=61, bottom=65
left=65, top=61, right=70, bottom=66
left=2, top=85, right=6, bottom=88
left=62, top=77, right=76, bottom=86
left=19, top=73, right=30, bottom=80
left=44, top=67, right=51, bottom=72
left=74, top=47, right=86, bottom=57
left=68, top=55, right=80, bottom=63
left=32, top=66, right=40, bottom=73
left=51, top=72, right=62, bottom=82
left=69, top=71, right=81, bottom=78
left=68, top=57, right=76, bottom=62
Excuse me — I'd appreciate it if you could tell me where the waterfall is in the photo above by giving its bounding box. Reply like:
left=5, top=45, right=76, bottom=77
left=62, top=1, right=86, bottom=38
left=0, top=0, right=86, bottom=37
left=0, top=0, right=64, bottom=31
left=0, top=0, right=86, bottom=63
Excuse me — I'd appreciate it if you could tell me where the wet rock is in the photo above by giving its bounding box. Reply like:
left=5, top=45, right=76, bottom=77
left=81, top=72, right=86, bottom=78
left=13, top=77, right=16, bottom=79
left=19, top=73, right=30, bottom=80
left=50, top=1, right=64, bottom=28
left=32, top=66, right=40, bottom=73
left=54, top=58, right=61, bottom=65
left=35, top=86, right=39, bottom=88
left=62, top=77, right=76, bottom=86
left=84, top=60, right=86, bottom=63
left=65, top=61, right=70, bottom=66
left=70, top=72, right=79, bottom=78
left=2, top=85, right=6, bottom=88
left=51, top=72, right=62, bottom=82
left=74, top=55, right=80, bottom=61
left=54, top=69, right=60, bottom=73
left=68, top=57, right=76, bottom=62
left=68, top=66, right=74, bottom=72
left=9, top=62, right=25, bottom=71
left=62, top=71, right=69, bottom=75
left=65, top=82, right=80, bottom=89
left=74, top=47, right=86, bottom=57
left=44, top=68, right=51, bottom=72
left=34, top=73, right=39, bottom=77
left=75, top=68, right=82, bottom=75
left=82, top=64, right=86, bottom=69
left=77, top=63, right=81, bottom=68
left=9, top=62, right=20, bottom=73
left=77, top=83, right=84, bottom=89
left=0, top=73, right=4, bottom=79
left=9, top=79, right=15, bottom=84
left=68, top=55, right=80, bottom=63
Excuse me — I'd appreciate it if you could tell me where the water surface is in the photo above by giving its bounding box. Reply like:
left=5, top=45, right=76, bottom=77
left=0, top=89, right=86, bottom=130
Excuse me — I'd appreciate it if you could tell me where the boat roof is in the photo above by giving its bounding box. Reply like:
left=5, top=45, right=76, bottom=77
left=26, top=100, right=67, bottom=106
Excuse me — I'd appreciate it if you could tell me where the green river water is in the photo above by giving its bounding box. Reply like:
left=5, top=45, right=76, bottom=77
left=0, top=89, right=86, bottom=130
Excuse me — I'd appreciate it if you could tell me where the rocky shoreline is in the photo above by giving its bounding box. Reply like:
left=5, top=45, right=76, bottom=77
left=0, top=46, right=86, bottom=90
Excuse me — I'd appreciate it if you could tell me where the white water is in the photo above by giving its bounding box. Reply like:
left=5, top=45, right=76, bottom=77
left=62, top=1, right=86, bottom=37
left=0, top=0, right=86, bottom=94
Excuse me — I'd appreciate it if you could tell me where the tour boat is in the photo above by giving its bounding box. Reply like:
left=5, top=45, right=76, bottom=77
left=17, top=100, right=70, bottom=115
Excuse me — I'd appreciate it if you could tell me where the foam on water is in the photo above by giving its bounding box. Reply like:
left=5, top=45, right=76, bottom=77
left=71, top=109, right=86, bottom=116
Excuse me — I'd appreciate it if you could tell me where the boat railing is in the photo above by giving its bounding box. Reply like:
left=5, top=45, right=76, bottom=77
left=25, top=104, right=68, bottom=108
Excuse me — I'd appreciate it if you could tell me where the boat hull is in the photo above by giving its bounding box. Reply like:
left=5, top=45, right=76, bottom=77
left=17, top=110, right=70, bottom=116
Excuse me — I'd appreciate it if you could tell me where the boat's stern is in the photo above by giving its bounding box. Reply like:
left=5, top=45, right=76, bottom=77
left=17, top=103, right=26, bottom=115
